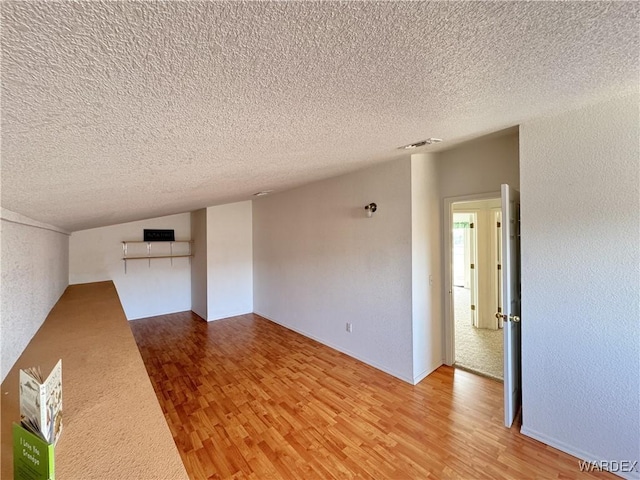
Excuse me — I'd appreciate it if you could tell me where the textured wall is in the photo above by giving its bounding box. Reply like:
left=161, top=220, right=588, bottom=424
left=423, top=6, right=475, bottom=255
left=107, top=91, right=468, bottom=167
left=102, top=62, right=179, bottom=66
left=410, top=153, right=443, bottom=382
left=253, top=159, right=414, bottom=382
left=190, top=209, right=208, bottom=320
left=69, top=213, right=191, bottom=320
left=1, top=210, right=69, bottom=382
left=206, top=201, right=253, bottom=321
left=438, top=131, right=520, bottom=197
left=519, top=93, right=640, bottom=473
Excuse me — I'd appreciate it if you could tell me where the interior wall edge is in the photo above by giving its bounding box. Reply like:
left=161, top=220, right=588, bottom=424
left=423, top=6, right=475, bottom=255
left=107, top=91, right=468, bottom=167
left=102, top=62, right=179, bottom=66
left=1, top=208, right=70, bottom=236
left=413, top=365, right=440, bottom=385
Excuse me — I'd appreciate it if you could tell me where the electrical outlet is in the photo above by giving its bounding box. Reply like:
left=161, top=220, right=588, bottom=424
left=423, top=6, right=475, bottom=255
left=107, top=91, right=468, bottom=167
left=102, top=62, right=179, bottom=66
left=346, top=322, right=353, bottom=333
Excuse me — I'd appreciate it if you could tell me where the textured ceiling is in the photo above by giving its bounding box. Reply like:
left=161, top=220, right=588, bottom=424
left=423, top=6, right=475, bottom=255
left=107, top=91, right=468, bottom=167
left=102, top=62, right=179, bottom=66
left=1, top=1, right=638, bottom=231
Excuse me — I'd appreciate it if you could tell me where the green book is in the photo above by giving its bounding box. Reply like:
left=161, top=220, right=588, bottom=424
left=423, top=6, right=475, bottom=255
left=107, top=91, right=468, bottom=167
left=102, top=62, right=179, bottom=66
left=12, top=423, right=55, bottom=480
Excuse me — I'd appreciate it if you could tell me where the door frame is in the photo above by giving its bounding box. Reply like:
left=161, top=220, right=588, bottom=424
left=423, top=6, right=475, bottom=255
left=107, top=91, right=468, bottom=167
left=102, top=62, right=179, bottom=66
left=443, top=191, right=501, bottom=366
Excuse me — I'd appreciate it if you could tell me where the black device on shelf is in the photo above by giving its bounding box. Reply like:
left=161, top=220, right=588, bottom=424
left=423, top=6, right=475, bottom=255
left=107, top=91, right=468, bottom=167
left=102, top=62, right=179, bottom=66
left=143, top=229, right=175, bottom=242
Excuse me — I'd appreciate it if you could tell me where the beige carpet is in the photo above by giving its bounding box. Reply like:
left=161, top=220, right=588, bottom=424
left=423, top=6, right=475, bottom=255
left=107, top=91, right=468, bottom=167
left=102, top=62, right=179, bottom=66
left=454, top=286, right=503, bottom=380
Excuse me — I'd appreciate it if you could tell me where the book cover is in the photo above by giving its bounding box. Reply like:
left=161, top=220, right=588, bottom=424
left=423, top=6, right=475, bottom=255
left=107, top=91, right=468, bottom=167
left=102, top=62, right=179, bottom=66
left=13, top=422, right=55, bottom=480
left=19, top=360, right=63, bottom=446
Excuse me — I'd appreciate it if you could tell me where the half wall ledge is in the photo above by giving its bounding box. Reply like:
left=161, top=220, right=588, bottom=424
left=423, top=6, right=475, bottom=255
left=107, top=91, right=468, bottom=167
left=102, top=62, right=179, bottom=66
left=0, top=281, right=188, bottom=479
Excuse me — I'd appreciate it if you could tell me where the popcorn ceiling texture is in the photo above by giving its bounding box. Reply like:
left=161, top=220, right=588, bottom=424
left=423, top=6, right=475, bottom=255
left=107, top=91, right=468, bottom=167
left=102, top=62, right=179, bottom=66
left=1, top=1, right=638, bottom=231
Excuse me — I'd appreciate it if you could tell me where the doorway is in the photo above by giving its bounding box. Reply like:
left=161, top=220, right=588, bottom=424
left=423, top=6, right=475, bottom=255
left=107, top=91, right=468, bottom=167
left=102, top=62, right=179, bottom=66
left=445, top=194, right=504, bottom=381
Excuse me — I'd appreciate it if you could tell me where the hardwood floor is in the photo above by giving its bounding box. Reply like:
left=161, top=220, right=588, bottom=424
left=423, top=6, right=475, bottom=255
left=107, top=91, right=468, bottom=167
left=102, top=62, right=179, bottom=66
left=130, top=312, right=613, bottom=480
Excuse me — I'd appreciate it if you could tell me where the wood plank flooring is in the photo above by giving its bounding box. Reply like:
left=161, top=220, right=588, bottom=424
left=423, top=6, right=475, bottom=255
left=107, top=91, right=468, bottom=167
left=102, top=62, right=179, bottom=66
left=130, top=312, right=613, bottom=480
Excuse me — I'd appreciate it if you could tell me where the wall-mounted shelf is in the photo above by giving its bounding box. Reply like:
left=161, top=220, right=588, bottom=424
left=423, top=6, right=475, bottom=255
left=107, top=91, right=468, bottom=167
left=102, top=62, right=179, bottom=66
left=122, top=240, right=192, bottom=273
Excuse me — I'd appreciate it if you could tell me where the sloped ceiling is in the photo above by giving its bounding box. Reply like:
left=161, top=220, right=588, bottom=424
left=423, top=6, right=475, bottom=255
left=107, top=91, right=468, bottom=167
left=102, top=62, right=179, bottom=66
left=1, top=1, right=638, bottom=231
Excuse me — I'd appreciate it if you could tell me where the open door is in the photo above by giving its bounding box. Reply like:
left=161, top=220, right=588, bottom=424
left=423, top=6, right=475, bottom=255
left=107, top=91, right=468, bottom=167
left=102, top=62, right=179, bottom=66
left=500, top=184, right=521, bottom=428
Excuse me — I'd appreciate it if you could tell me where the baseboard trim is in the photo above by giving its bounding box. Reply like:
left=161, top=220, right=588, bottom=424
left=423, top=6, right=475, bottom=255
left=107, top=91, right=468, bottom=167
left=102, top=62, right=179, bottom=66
left=128, top=307, right=192, bottom=321
left=412, top=365, right=440, bottom=385
left=208, top=310, right=253, bottom=322
left=253, top=311, right=414, bottom=384
left=520, top=426, right=640, bottom=480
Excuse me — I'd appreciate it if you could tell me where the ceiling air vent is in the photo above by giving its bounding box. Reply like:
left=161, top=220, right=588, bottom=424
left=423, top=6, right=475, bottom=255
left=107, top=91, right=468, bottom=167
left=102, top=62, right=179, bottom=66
left=399, top=138, right=442, bottom=149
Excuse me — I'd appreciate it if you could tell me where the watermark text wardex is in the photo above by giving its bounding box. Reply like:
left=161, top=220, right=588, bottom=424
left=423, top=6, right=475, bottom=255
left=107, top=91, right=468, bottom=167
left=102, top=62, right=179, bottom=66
left=578, top=460, right=639, bottom=473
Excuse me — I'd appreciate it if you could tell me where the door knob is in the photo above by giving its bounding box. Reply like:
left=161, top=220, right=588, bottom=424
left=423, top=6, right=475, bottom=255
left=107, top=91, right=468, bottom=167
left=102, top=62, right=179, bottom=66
left=495, top=313, right=520, bottom=322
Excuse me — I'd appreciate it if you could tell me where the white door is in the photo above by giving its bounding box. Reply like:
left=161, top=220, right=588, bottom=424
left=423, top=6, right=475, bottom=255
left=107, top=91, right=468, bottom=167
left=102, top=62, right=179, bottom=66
left=501, top=184, right=521, bottom=428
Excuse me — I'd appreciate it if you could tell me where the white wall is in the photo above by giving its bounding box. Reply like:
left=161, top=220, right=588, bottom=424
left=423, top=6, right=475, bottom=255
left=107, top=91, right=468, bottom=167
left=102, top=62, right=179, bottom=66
left=438, top=130, right=520, bottom=198
left=206, top=201, right=253, bottom=320
left=253, top=159, right=415, bottom=382
left=69, top=213, right=191, bottom=320
left=411, top=153, right=442, bottom=383
left=519, top=93, right=639, bottom=477
left=1, top=209, right=69, bottom=381
left=191, top=209, right=208, bottom=320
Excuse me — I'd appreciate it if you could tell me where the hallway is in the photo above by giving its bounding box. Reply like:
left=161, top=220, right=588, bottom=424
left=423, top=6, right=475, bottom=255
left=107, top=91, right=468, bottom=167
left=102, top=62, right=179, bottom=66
left=454, top=286, right=503, bottom=380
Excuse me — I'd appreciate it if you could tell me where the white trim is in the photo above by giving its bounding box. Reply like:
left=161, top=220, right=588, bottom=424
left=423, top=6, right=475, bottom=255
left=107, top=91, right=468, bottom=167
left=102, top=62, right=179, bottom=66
left=412, top=366, right=438, bottom=385
left=127, top=308, right=192, bottom=321
left=208, top=310, right=253, bottom=322
left=1, top=208, right=70, bottom=236
left=254, top=311, right=414, bottom=384
left=520, top=426, right=640, bottom=480
left=442, top=191, right=500, bottom=366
